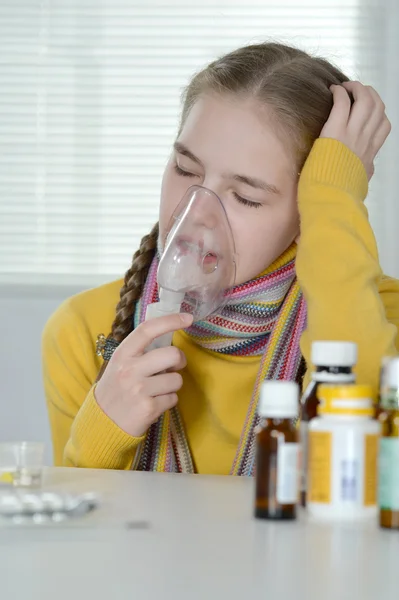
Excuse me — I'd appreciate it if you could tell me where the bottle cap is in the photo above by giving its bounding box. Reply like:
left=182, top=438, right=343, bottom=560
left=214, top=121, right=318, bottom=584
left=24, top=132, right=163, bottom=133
left=311, top=341, right=357, bottom=367
left=382, top=356, right=399, bottom=390
left=258, top=381, right=299, bottom=418
left=317, top=384, right=373, bottom=416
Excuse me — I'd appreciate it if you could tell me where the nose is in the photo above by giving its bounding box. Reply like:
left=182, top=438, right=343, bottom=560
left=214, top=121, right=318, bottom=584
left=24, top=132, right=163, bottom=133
left=188, top=185, right=224, bottom=230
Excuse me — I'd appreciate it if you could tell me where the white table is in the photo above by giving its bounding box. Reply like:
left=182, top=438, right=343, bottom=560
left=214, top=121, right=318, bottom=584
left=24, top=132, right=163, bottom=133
left=0, top=467, right=398, bottom=600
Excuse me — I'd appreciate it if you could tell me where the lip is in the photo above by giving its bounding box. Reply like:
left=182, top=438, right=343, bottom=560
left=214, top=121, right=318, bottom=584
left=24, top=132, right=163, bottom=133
left=174, top=234, right=222, bottom=258
left=173, top=237, right=218, bottom=274
left=202, top=251, right=218, bottom=272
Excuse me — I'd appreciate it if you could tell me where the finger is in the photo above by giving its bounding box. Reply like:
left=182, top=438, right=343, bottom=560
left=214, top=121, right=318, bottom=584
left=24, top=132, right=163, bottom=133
left=361, top=86, right=387, bottom=136
left=118, top=312, right=193, bottom=359
left=366, top=86, right=385, bottom=112
left=320, top=85, right=351, bottom=136
left=150, top=393, right=179, bottom=421
left=343, top=81, right=385, bottom=109
left=145, top=372, right=184, bottom=397
left=371, top=117, right=392, bottom=154
left=342, top=81, right=378, bottom=130
left=342, top=80, right=368, bottom=99
left=137, top=345, right=187, bottom=377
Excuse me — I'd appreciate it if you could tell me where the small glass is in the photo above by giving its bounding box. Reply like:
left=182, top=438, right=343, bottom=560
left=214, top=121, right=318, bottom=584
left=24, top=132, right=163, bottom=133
left=0, top=442, right=45, bottom=488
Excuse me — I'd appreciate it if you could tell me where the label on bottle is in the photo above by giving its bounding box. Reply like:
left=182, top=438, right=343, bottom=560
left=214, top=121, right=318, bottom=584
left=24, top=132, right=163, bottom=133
left=309, top=430, right=332, bottom=504
left=380, top=390, right=399, bottom=410
left=364, top=434, right=378, bottom=506
left=378, top=438, right=399, bottom=511
left=276, top=442, right=299, bottom=504
left=340, top=458, right=359, bottom=501
left=299, top=421, right=309, bottom=494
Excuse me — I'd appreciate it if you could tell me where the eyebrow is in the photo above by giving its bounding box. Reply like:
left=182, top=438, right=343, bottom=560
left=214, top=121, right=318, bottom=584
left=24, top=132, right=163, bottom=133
left=232, top=174, right=280, bottom=195
left=174, top=141, right=280, bottom=195
left=174, top=141, right=203, bottom=166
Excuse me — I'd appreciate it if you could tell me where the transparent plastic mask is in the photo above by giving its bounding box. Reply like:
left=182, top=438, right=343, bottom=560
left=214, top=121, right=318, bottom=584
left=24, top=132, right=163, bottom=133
left=158, top=185, right=237, bottom=321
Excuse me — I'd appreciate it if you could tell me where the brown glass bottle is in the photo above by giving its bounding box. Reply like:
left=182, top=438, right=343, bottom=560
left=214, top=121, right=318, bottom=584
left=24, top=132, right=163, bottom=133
left=299, top=341, right=357, bottom=507
left=255, top=381, right=299, bottom=520
left=378, top=356, right=399, bottom=529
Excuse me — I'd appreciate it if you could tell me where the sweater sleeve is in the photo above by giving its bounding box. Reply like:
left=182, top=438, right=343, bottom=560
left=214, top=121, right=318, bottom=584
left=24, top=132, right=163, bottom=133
left=42, top=301, right=143, bottom=468
left=297, top=138, right=399, bottom=394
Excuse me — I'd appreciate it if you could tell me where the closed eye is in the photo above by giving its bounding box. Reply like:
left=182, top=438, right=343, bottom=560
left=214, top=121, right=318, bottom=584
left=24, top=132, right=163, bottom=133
left=174, top=164, right=197, bottom=178
left=232, top=192, right=262, bottom=209
left=174, top=164, right=261, bottom=208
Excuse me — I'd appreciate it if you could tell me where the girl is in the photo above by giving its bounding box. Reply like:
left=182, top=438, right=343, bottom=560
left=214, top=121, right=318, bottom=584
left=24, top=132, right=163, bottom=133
left=42, top=42, right=398, bottom=474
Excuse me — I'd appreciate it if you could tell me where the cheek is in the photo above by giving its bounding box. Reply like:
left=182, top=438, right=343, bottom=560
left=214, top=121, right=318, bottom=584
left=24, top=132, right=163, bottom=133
left=159, top=162, right=190, bottom=239
left=232, top=212, right=275, bottom=261
left=229, top=206, right=287, bottom=251
left=228, top=200, right=300, bottom=283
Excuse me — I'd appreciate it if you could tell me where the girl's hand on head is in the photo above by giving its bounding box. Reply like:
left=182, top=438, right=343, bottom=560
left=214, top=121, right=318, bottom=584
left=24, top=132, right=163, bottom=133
left=95, top=312, right=193, bottom=437
left=320, top=81, right=391, bottom=181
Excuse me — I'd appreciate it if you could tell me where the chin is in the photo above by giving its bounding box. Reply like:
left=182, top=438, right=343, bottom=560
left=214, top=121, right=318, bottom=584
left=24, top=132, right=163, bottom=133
left=234, top=263, right=270, bottom=286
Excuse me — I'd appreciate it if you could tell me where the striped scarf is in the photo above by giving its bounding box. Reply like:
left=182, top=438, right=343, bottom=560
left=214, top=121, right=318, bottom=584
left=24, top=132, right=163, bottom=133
left=131, top=243, right=307, bottom=476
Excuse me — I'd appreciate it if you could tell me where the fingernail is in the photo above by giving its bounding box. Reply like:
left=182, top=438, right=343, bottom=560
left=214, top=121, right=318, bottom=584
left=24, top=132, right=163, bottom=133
left=180, top=313, right=193, bottom=326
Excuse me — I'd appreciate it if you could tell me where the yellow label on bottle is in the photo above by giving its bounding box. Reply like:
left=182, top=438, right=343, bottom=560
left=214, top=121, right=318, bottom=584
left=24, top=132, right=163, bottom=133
left=364, top=434, right=378, bottom=506
left=0, top=471, right=14, bottom=484
left=309, top=430, right=332, bottom=504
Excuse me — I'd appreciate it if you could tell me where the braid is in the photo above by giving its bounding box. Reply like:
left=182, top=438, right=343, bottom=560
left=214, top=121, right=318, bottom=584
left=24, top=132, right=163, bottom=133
left=112, top=222, right=159, bottom=342
left=96, top=222, right=159, bottom=382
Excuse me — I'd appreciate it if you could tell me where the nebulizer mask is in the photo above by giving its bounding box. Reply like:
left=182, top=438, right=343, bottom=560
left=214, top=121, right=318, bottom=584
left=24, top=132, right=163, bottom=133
left=145, top=185, right=236, bottom=350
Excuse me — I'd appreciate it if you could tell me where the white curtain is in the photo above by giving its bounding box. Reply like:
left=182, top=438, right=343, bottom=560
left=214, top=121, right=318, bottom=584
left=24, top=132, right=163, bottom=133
left=0, top=0, right=397, bottom=287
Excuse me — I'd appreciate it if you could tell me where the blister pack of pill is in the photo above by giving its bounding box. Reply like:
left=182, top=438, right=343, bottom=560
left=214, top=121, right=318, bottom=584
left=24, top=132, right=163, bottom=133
left=0, top=489, right=99, bottom=525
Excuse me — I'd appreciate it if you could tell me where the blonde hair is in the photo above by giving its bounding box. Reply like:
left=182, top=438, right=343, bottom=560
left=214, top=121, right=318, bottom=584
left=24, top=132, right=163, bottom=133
left=181, top=42, right=349, bottom=169
left=100, top=42, right=348, bottom=369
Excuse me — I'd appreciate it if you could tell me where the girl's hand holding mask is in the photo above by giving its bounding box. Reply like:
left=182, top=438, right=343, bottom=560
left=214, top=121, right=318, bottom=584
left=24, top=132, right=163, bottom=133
left=320, top=81, right=391, bottom=181
left=95, top=313, right=193, bottom=437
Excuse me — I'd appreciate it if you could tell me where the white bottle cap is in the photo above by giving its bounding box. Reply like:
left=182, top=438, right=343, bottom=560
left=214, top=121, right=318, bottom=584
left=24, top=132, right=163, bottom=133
left=258, top=381, right=299, bottom=418
left=383, top=356, right=399, bottom=389
left=311, top=341, right=357, bottom=368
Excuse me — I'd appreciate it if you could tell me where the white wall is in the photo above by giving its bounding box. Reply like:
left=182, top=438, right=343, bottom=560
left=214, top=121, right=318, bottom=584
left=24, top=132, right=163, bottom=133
left=0, top=284, right=84, bottom=465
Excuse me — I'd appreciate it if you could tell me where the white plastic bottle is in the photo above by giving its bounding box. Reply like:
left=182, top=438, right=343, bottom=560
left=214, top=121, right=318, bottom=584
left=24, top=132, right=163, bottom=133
left=299, top=341, right=357, bottom=506
left=308, top=384, right=381, bottom=520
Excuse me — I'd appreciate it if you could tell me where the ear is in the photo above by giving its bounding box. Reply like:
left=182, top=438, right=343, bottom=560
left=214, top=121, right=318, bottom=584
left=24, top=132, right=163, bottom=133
left=295, top=232, right=301, bottom=245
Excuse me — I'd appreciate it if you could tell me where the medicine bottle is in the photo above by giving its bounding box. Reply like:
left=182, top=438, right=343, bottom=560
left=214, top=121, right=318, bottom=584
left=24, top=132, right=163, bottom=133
left=255, top=381, right=299, bottom=520
left=378, top=356, right=399, bottom=529
left=299, top=341, right=357, bottom=506
left=308, top=384, right=380, bottom=520
left=376, top=356, right=394, bottom=419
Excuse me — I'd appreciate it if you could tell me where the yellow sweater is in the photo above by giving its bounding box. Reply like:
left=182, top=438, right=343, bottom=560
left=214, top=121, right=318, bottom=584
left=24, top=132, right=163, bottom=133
left=42, top=139, right=399, bottom=473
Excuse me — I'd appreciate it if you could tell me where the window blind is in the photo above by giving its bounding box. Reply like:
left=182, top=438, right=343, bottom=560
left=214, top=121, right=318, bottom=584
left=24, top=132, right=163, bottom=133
left=0, top=0, right=389, bottom=286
